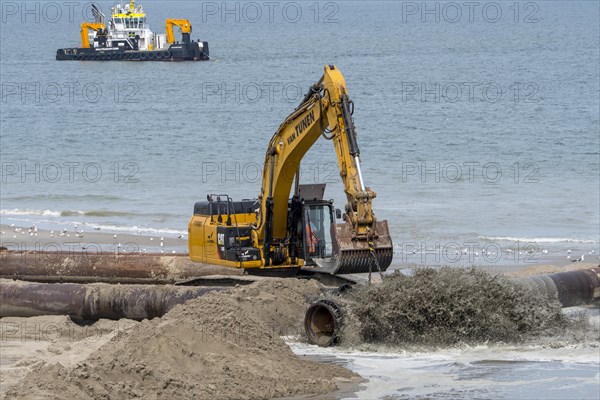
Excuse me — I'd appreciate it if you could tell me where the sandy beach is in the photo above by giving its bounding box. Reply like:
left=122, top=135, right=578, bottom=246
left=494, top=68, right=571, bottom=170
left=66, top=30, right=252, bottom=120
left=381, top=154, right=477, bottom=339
left=1, top=235, right=597, bottom=398
left=0, top=197, right=598, bottom=399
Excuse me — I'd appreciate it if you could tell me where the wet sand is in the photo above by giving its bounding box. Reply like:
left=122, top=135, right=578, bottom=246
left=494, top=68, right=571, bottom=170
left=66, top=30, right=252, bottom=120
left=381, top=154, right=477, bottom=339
left=4, top=224, right=596, bottom=270
left=0, top=224, right=188, bottom=254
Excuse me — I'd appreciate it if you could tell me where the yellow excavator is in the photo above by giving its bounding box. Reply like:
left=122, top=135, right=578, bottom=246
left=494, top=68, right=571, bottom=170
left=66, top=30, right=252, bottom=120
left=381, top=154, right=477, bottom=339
left=188, top=65, right=393, bottom=275
left=80, top=22, right=107, bottom=48
left=165, top=19, right=192, bottom=43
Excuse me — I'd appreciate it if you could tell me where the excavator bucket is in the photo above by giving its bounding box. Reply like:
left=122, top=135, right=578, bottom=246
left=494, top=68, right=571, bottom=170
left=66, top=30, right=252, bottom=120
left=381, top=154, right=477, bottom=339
left=314, top=220, right=393, bottom=274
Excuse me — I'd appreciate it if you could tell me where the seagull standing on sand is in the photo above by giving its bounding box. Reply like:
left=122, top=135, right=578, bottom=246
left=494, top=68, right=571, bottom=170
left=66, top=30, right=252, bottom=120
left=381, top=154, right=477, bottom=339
left=571, top=255, right=584, bottom=263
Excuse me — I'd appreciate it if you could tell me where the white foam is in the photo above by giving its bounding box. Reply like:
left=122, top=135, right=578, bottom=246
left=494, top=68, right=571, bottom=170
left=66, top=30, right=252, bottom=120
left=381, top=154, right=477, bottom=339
left=479, top=235, right=598, bottom=244
left=0, top=214, right=185, bottom=237
left=83, top=223, right=185, bottom=236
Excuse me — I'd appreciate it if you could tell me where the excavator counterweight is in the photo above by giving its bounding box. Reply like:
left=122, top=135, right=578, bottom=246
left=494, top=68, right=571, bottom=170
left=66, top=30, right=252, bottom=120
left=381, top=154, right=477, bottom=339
left=189, top=65, right=393, bottom=275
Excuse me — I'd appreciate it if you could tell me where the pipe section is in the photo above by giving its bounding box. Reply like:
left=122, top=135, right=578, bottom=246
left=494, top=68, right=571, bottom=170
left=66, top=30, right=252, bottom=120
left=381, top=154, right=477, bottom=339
left=0, top=279, right=225, bottom=320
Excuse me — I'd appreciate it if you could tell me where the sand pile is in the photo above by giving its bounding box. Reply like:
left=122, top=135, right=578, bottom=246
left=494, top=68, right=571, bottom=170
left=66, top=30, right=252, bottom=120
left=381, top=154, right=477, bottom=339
left=337, top=267, right=575, bottom=347
left=2, top=279, right=356, bottom=400
left=0, top=316, right=138, bottom=393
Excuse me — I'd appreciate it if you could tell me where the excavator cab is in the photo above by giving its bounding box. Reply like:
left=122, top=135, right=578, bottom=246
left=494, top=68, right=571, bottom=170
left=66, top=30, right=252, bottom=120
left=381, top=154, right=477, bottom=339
left=291, top=184, right=335, bottom=265
left=302, top=202, right=334, bottom=260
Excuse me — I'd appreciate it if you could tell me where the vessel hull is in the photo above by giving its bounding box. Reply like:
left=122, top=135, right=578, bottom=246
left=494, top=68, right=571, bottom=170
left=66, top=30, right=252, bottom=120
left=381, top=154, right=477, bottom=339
left=57, top=41, right=209, bottom=61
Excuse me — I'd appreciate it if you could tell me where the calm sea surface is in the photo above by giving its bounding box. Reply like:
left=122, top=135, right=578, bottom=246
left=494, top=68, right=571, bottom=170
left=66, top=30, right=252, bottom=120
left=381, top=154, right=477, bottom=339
left=1, top=1, right=599, bottom=262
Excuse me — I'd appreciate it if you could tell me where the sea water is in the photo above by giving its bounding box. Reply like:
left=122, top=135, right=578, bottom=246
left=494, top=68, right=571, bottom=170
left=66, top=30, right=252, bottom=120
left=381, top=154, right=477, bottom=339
left=1, top=1, right=598, bottom=264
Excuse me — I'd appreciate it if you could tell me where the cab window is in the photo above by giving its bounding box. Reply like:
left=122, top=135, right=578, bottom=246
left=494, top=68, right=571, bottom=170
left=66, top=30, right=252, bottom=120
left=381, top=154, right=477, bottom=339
left=304, top=205, right=333, bottom=258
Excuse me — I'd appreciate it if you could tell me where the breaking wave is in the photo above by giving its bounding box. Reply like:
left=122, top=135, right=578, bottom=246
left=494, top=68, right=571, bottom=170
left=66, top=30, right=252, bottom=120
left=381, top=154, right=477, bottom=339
left=0, top=208, right=61, bottom=217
